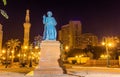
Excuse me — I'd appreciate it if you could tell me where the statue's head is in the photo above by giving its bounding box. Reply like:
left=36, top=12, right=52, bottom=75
left=47, top=11, right=52, bottom=17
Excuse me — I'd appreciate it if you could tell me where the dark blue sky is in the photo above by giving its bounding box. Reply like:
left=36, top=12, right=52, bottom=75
left=1, top=0, right=120, bottom=44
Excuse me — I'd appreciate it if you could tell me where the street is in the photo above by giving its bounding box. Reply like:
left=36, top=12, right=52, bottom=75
left=66, top=64, right=120, bottom=77
left=0, top=64, right=120, bottom=77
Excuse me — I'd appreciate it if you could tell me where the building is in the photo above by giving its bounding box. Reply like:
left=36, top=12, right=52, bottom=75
left=59, top=21, right=98, bottom=50
left=59, top=21, right=82, bottom=50
left=77, top=33, right=98, bottom=49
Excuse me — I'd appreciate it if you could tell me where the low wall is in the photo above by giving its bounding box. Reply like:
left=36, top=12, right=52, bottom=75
left=85, top=60, right=119, bottom=66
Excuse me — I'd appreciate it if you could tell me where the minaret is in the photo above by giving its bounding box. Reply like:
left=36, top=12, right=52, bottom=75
left=23, top=9, right=31, bottom=46
left=0, top=24, right=3, bottom=56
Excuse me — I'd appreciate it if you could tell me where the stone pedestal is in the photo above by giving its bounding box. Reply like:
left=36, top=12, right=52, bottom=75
left=34, top=41, right=62, bottom=76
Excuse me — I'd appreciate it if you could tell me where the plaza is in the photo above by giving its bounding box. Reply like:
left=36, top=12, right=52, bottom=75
left=0, top=0, right=120, bottom=77
left=0, top=64, right=120, bottom=77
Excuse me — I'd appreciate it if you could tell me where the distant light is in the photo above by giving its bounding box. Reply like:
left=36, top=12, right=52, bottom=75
left=65, top=46, right=69, bottom=50
left=35, top=46, right=39, bottom=49
left=24, top=54, right=26, bottom=57
left=11, top=50, right=14, bottom=53
left=24, top=46, right=28, bottom=49
left=2, top=49, right=5, bottom=53
left=75, top=56, right=78, bottom=58
left=108, top=43, right=112, bottom=47
left=38, top=52, right=41, bottom=55
left=17, top=54, right=20, bottom=57
left=2, top=57, right=5, bottom=60
left=102, top=42, right=105, bottom=45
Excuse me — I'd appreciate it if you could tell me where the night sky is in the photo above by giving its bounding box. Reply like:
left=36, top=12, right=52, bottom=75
left=1, top=0, right=120, bottom=44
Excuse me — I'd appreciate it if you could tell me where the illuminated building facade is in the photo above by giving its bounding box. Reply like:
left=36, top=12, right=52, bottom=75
left=76, top=33, right=98, bottom=49
left=59, top=21, right=98, bottom=49
left=59, top=21, right=82, bottom=49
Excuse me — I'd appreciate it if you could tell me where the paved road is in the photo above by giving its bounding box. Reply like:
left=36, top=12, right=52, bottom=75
left=67, top=65, right=120, bottom=77
left=0, top=66, right=35, bottom=77
left=0, top=67, right=34, bottom=74
left=0, top=64, right=120, bottom=77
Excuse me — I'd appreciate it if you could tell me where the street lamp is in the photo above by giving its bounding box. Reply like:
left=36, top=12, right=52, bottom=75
left=29, top=44, right=33, bottom=67
left=2, top=49, right=6, bottom=54
left=65, top=46, right=69, bottom=51
left=34, top=46, right=40, bottom=64
left=102, top=37, right=113, bottom=67
left=64, top=46, right=69, bottom=60
left=23, top=45, right=28, bottom=62
left=20, top=45, right=28, bottom=67
left=24, top=46, right=28, bottom=49
left=5, top=49, right=10, bottom=68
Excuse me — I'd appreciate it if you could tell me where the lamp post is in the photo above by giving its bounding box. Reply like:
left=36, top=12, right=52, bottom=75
left=64, top=46, right=69, bottom=60
left=21, top=45, right=28, bottom=67
left=29, top=44, right=33, bottom=67
left=5, top=49, right=10, bottom=68
left=35, top=46, right=39, bottom=64
left=106, top=43, right=109, bottom=67
left=24, top=45, right=28, bottom=62
left=102, top=37, right=112, bottom=67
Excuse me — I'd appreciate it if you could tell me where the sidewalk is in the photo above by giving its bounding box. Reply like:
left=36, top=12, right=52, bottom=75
left=67, top=66, right=120, bottom=77
left=0, top=72, right=25, bottom=77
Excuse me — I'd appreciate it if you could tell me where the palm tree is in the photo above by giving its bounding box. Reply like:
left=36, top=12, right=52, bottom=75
left=2, top=0, right=7, bottom=6
left=6, top=39, right=21, bottom=64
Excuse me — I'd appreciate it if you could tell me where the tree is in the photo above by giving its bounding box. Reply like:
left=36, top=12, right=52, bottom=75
left=67, top=48, right=84, bottom=57
left=33, top=35, right=42, bottom=47
left=84, top=45, right=105, bottom=59
left=2, top=0, right=7, bottom=6
left=6, top=39, right=21, bottom=64
left=0, top=0, right=8, bottom=19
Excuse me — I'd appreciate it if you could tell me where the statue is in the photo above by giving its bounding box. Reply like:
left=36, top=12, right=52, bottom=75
left=42, top=11, right=57, bottom=40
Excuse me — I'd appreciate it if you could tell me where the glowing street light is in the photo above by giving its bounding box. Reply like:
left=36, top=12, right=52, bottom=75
left=2, top=49, right=6, bottom=54
left=24, top=46, right=28, bottom=49
left=102, top=37, right=113, bottom=67
left=65, top=46, right=69, bottom=53
left=35, top=46, right=39, bottom=49
left=65, top=46, right=69, bottom=50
